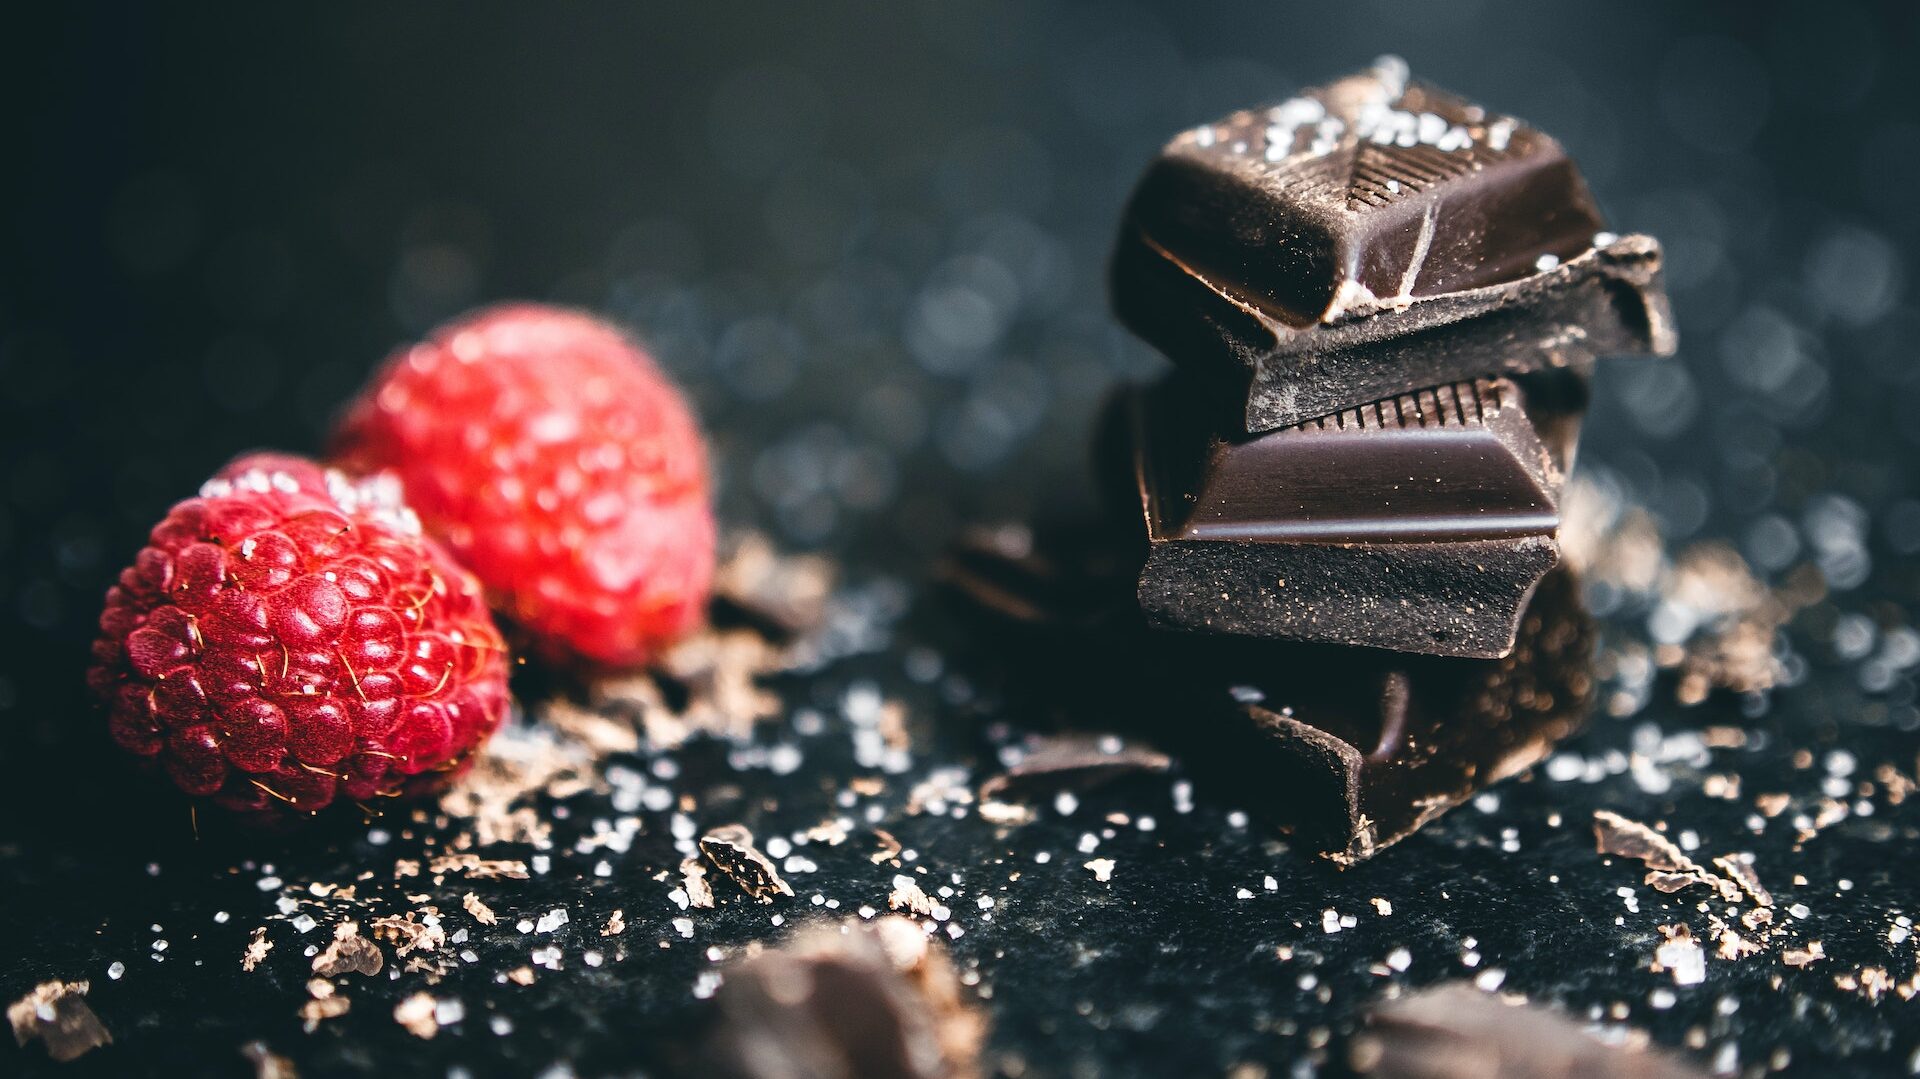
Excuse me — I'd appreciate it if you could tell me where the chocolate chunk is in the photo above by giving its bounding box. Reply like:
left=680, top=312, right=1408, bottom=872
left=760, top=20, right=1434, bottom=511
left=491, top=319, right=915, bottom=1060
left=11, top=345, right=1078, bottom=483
left=1113, top=56, right=1673, bottom=431
left=693, top=917, right=985, bottom=1079
left=1127, top=375, right=1569, bottom=658
left=699, top=824, right=795, bottom=903
left=1348, top=982, right=1707, bottom=1078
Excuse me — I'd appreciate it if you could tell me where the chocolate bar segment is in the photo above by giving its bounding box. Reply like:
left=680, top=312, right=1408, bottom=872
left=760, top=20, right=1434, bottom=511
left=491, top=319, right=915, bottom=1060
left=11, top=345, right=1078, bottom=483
left=1129, top=56, right=1605, bottom=326
left=1130, top=376, right=1566, bottom=658
left=1113, top=56, right=1674, bottom=431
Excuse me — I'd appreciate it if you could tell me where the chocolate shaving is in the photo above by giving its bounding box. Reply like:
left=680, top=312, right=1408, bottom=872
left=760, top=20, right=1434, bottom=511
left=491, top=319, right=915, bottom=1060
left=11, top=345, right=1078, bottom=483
left=428, top=852, right=530, bottom=880
left=978, top=734, right=1172, bottom=800
left=699, top=824, right=794, bottom=903
left=1593, top=810, right=1741, bottom=901
left=369, top=912, right=446, bottom=957
left=8, top=980, right=111, bottom=1062
left=1712, top=855, right=1773, bottom=907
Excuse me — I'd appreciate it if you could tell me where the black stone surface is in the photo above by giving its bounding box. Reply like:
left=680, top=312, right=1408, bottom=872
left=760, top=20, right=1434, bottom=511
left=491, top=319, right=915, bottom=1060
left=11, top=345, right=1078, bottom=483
left=7, top=4, right=1920, bottom=1078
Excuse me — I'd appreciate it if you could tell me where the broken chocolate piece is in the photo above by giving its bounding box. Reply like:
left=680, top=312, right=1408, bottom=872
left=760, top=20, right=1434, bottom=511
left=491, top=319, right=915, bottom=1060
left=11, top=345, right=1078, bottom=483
left=942, top=525, right=1595, bottom=862
left=699, top=824, right=795, bottom=903
left=693, top=916, right=984, bottom=1079
left=1128, top=375, right=1568, bottom=658
left=1113, top=56, right=1672, bottom=431
left=1348, top=982, right=1706, bottom=1078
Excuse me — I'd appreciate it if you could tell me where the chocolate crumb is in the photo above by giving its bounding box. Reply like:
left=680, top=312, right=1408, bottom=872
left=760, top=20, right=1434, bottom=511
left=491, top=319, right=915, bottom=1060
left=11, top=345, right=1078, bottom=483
left=699, top=824, right=794, bottom=903
left=462, top=893, right=497, bottom=926
left=242, top=927, right=272, bottom=972
left=393, top=992, right=439, bottom=1039
left=8, top=980, right=111, bottom=1062
left=311, top=924, right=384, bottom=978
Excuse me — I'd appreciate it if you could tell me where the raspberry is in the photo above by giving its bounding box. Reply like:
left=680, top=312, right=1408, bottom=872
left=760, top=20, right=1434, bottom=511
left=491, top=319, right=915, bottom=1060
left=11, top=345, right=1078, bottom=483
left=332, top=304, right=715, bottom=668
left=88, top=453, right=511, bottom=821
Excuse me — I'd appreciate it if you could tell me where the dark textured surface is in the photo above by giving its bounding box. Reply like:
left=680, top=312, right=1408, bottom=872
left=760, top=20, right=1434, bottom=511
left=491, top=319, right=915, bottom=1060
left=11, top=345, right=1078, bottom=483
left=6, top=3, right=1920, bottom=1078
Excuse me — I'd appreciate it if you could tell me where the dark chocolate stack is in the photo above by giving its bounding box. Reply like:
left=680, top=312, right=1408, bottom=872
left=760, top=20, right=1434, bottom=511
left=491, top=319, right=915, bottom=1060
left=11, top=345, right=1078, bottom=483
left=1111, top=56, right=1674, bottom=660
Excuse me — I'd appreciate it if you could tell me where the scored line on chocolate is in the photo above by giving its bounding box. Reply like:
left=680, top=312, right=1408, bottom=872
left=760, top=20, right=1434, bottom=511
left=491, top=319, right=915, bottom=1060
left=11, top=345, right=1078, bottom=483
left=1292, top=379, right=1501, bottom=434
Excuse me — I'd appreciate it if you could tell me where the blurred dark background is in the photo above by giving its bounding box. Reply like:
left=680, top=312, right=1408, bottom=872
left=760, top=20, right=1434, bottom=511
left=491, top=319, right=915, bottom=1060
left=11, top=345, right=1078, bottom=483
left=4, top=2, right=1918, bottom=758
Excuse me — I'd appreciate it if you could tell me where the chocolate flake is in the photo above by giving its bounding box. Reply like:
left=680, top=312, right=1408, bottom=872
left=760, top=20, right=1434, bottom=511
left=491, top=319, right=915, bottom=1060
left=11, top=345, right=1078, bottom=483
left=1593, top=811, right=1739, bottom=901
left=8, top=980, right=111, bottom=1063
left=428, top=852, right=530, bottom=880
left=369, top=912, right=446, bottom=957
left=699, top=824, right=794, bottom=903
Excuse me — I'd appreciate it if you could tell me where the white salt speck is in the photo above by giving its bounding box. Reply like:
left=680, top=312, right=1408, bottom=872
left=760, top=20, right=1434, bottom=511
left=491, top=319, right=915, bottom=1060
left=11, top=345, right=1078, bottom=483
left=1594, top=231, right=1619, bottom=247
left=1789, top=903, right=1811, bottom=919
left=693, top=971, right=723, bottom=999
left=107, top=962, right=125, bottom=980
left=1386, top=948, right=1411, bottom=972
left=978, top=896, right=995, bottom=910
left=1889, top=926, right=1910, bottom=945
left=516, top=919, right=535, bottom=934
left=946, top=924, right=964, bottom=940
left=256, top=876, right=282, bottom=892
left=671, top=815, right=696, bottom=841
left=766, top=836, right=792, bottom=859
left=1535, top=254, right=1561, bottom=272
left=669, top=889, right=690, bottom=910
left=1475, top=968, right=1507, bottom=991
left=291, top=915, right=317, bottom=934
left=594, top=861, right=612, bottom=878
left=1322, top=909, right=1342, bottom=934
left=213, top=911, right=230, bottom=924
left=1473, top=793, right=1499, bottom=814
left=583, top=951, right=603, bottom=968
left=673, top=918, right=695, bottom=939
left=435, top=999, right=465, bottom=1027
left=490, top=1016, right=513, bottom=1036
left=857, top=906, right=877, bottom=919
left=1035, top=851, right=1052, bottom=864
left=1054, top=792, right=1079, bottom=816
left=1077, top=833, right=1100, bottom=854
left=531, top=855, right=551, bottom=875
left=536, top=909, right=568, bottom=934
left=1264, top=876, right=1278, bottom=892
left=768, top=745, right=803, bottom=775
left=770, top=914, right=784, bottom=927
left=1651, top=988, right=1677, bottom=1009
left=1236, top=888, right=1254, bottom=900
left=1173, top=781, right=1194, bottom=814
left=1657, top=938, right=1707, bottom=986
left=1137, top=816, right=1157, bottom=832
left=783, top=855, right=818, bottom=874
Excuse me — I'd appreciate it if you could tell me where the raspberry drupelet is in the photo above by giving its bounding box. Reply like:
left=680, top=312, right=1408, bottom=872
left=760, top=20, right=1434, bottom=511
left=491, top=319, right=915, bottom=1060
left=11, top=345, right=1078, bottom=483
left=87, top=453, right=511, bottom=821
left=331, top=303, right=715, bottom=669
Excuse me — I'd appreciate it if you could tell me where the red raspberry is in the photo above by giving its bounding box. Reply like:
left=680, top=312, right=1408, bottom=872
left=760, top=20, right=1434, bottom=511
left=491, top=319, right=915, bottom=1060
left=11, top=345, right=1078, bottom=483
left=88, top=453, right=511, bottom=821
left=331, top=304, right=714, bottom=668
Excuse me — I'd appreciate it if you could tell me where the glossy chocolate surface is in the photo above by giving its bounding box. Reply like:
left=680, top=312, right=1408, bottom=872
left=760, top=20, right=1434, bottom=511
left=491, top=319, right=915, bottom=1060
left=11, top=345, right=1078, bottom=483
left=1123, top=57, right=1606, bottom=328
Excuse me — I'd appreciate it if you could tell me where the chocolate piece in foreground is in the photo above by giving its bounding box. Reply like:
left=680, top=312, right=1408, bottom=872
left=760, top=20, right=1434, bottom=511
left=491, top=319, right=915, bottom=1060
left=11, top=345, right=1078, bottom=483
left=1113, top=55, right=1673, bottom=432
left=691, top=916, right=984, bottom=1079
left=1346, top=982, right=1706, bottom=1078
left=1129, top=375, right=1566, bottom=658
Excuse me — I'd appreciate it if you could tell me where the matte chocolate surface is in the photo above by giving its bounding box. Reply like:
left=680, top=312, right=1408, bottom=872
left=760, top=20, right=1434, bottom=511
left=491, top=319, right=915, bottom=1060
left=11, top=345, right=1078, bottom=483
left=1127, top=376, right=1568, bottom=658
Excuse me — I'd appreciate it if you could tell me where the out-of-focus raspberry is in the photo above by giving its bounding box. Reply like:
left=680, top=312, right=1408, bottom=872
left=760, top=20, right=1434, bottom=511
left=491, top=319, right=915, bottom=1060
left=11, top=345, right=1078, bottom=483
left=331, top=304, right=715, bottom=668
left=88, top=453, right=511, bottom=821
